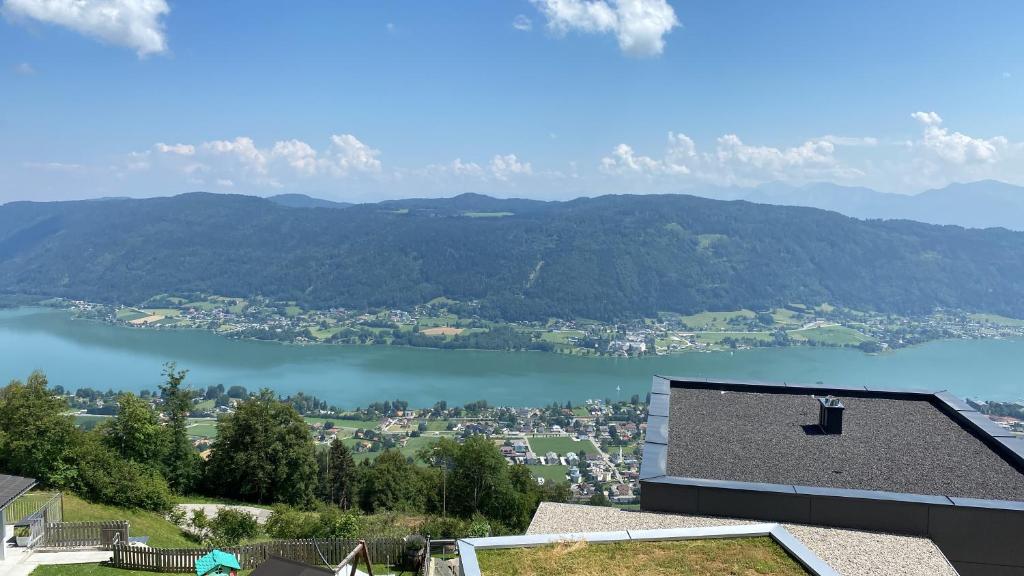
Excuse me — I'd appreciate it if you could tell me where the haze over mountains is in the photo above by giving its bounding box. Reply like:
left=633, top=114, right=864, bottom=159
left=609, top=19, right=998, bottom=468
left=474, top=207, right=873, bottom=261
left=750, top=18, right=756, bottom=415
left=696, top=180, right=1024, bottom=231
left=2, top=191, right=1024, bottom=321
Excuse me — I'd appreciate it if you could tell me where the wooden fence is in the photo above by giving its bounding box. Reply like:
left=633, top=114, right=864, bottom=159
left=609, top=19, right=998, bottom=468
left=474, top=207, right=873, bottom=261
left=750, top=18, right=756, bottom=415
left=43, top=521, right=130, bottom=549
left=109, top=538, right=407, bottom=573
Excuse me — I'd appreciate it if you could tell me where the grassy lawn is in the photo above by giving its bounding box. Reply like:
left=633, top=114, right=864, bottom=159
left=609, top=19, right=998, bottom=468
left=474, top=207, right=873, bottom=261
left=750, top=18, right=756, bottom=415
left=142, top=308, right=182, bottom=317
left=475, top=538, right=810, bottom=576
left=571, top=406, right=593, bottom=418
left=693, top=331, right=773, bottom=345
left=62, top=494, right=194, bottom=548
left=32, top=566, right=256, bottom=576
left=539, top=330, right=585, bottom=344
left=73, top=414, right=110, bottom=430
left=115, top=308, right=148, bottom=322
left=186, top=419, right=218, bottom=439
left=527, top=436, right=596, bottom=456
left=398, top=435, right=438, bottom=459
left=309, top=416, right=381, bottom=430
left=679, top=309, right=755, bottom=330
left=420, top=419, right=450, bottom=432
left=31, top=563, right=390, bottom=576
left=526, top=464, right=569, bottom=484
left=770, top=307, right=805, bottom=326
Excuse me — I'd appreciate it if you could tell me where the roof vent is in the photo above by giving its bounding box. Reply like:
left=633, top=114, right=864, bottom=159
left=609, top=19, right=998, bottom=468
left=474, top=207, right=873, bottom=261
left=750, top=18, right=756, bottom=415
left=818, top=396, right=845, bottom=434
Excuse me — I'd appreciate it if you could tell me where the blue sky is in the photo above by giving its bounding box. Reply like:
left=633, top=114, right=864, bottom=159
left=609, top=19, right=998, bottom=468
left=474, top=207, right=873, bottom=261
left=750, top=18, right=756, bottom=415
left=2, top=0, right=1023, bottom=202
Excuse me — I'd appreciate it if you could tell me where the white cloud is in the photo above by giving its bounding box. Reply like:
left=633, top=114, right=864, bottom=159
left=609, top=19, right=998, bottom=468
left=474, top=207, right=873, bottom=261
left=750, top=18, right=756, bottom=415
left=154, top=142, right=195, bottom=156
left=513, top=14, right=533, bottom=31
left=14, top=62, right=35, bottom=75
left=600, top=131, right=850, bottom=186
left=24, top=161, right=84, bottom=171
left=215, top=178, right=234, bottom=188
left=910, top=111, right=943, bottom=126
left=202, top=137, right=269, bottom=175
left=819, top=135, right=879, bottom=147
left=489, top=154, right=533, bottom=180
left=271, top=139, right=318, bottom=176
left=423, top=154, right=534, bottom=181
left=911, top=111, right=1006, bottom=164
left=324, top=134, right=382, bottom=176
left=3, top=0, right=170, bottom=57
left=531, top=0, right=678, bottom=56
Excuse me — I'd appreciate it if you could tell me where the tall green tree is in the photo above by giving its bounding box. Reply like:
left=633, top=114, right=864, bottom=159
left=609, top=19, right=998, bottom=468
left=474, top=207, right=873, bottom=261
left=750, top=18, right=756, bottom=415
left=99, top=392, right=166, bottom=466
left=75, top=432, right=173, bottom=512
left=357, top=450, right=432, bottom=514
left=0, top=372, right=79, bottom=487
left=159, top=363, right=200, bottom=492
left=206, top=390, right=318, bottom=505
left=326, top=438, right=357, bottom=509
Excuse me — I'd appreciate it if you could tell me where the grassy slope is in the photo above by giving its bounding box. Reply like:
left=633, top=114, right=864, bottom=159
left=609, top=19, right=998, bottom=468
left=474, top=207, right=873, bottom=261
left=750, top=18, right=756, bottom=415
left=62, top=494, right=193, bottom=548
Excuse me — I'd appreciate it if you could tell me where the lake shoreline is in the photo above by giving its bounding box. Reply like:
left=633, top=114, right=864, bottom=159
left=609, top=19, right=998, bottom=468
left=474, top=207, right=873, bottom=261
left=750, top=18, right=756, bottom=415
left=2, top=307, right=1023, bottom=407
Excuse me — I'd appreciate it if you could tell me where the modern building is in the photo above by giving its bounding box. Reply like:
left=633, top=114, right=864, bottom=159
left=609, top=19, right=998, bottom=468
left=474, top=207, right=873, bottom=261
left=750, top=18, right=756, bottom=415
left=640, top=376, right=1024, bottom=576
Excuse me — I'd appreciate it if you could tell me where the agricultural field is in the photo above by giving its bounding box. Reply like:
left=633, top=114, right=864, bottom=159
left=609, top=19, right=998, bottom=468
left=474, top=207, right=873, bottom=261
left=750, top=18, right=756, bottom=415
left=539, top=330, right=585, bottom=345
left=693, top=331, right=774, bottom=345
left=310, top=416, right=382, bottom=430
left=969, top=313, right=1024, bottom=327
left=420, top=326, right=464, bottom=336
left=527, top=436, right=596, bottom=456
left=677, top=309, right=756, bottom=330
left=789, top=325, right=869, bottom=345
left=115, top=308, right=149, bottom=322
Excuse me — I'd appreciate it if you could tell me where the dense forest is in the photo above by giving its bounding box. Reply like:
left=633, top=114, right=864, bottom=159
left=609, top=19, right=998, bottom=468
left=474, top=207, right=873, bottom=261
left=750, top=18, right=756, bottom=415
left=2, top=192, right=1024, bottom=320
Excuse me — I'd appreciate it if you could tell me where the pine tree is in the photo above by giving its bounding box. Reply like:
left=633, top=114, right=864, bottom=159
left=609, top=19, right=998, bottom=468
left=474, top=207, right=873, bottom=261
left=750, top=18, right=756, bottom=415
left=327, top=438, right=357, bottom=509
left=159, top=363, right=200, bottom=493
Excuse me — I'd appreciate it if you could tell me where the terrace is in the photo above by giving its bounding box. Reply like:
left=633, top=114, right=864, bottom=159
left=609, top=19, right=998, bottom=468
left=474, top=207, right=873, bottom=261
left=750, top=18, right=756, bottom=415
left=640, top=377, right=1024, bottom=576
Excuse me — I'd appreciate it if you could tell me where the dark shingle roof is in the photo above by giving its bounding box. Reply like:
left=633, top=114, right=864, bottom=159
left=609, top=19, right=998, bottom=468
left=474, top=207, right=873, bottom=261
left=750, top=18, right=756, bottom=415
left=0, top=473, right=36, bottom=512
left=666, top=387, right=1024, bottom=501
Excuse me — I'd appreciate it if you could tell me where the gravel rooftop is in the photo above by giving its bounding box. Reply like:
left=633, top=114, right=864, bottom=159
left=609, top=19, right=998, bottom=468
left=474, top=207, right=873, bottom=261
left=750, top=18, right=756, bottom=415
left=528, top=502, right=957, bottom=576
left=666, top=387, right=1024, bottom=501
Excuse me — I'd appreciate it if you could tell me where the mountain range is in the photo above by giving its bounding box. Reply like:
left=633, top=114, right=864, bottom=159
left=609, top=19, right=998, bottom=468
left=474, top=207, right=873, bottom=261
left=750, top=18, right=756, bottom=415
left=696, top=180, right=1024, bottom=231
left=2, top=191, right=1024, bottom=321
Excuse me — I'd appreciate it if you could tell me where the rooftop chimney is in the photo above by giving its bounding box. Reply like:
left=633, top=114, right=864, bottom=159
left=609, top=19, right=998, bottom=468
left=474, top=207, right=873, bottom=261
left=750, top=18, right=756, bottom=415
left=818, top=396, right=845, bottom=434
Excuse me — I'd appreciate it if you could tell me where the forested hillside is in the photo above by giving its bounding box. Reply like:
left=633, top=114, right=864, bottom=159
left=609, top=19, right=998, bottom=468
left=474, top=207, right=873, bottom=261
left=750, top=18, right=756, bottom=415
left=2, top=192, right=1023, bottom=320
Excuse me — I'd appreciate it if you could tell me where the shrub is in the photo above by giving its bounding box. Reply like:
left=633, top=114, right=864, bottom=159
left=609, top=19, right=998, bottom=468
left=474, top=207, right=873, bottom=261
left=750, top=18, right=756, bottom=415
left=206, top=508, right=260, bottom=547
left=265, top=504, right=359, bottom=539
left=265, top=505, right=319, bottom=539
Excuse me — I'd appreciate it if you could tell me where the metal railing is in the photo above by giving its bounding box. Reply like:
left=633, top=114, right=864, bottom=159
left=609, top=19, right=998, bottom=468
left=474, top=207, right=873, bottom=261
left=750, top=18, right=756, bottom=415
left=11, top=493, right=63, bottom=549
left=5, top=492, right=62, bottom=527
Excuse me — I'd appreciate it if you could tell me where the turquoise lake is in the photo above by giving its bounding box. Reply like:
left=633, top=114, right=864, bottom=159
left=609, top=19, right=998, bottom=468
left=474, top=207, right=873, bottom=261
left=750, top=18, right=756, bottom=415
left=0, top=307, right=1021, bottom=406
